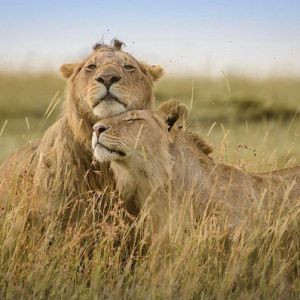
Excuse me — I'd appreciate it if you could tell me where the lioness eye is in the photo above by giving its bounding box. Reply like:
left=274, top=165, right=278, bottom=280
left=124, top=64, right=136, bottom=71
left=86, top=64, right=97, bottom=71
left=126, top=117, right=143, bottom=123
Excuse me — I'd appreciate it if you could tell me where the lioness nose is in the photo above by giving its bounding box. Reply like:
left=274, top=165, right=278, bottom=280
left=95, top=73, right=121, bottom=88
left=93, top=124, right=109, bottom=138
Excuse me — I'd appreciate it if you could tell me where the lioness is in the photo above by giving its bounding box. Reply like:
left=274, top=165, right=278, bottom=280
left=0, top=40, right=164, bottom=240
left=92, top=104, right=300, bottom=230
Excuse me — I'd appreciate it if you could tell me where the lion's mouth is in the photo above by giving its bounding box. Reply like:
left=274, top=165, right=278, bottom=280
left=96, top=142, right=126, bottom=157
left=93, top=93, right=126, bottom=108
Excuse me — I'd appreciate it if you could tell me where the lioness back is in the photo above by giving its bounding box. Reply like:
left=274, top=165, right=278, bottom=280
left=92, top=107, right=300, bottom=229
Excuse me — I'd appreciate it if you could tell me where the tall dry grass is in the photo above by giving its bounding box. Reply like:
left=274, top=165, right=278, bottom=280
left=0, top=72, right=300, bottom=298
left=0, top=168, right=299, bottom=298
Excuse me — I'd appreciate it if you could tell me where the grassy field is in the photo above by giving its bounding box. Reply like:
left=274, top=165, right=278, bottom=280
left=0, top=72, right=300, bottom=298
left=1, top=73, right=300, bottom=169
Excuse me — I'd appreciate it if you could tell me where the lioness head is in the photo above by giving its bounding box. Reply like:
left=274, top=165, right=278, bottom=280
left=91, top=102, right=187, bottom=165
left=61, top=39, right=164, bottom=120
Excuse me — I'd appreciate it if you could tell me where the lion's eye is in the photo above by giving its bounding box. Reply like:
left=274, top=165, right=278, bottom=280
left=123, top=64, right=136, bottom=71
left=86, top=64, right=97, bottom=71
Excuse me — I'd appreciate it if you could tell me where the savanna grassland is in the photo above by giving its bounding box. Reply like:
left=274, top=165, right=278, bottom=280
left=0, top=72, right=300, bottom=299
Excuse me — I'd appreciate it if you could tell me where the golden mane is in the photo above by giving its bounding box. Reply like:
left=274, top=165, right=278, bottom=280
left=0, top=40, right=165, bottom=248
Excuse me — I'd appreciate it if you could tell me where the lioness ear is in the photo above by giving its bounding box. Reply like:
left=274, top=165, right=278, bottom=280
left=156, top=99, right=188, bottom=134
left=60, top=63, right=78, bottom=78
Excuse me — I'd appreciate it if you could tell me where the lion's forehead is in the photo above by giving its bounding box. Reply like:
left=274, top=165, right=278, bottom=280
left=88, top=50, right=135, bottom=66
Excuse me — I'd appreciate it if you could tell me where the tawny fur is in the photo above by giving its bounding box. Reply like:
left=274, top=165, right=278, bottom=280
left=156, top=99, right=213, bottom=155
left=0, top=41, right=164, bottom=243
left=93, top=108, right=300, bottom=232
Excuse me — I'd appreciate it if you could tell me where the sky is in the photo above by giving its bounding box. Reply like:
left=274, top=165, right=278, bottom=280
left=1, top=0, right=300, bottom=76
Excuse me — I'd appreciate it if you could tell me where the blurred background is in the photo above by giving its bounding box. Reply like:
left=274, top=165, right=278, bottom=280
left=1, top=0, right=300, bottom=170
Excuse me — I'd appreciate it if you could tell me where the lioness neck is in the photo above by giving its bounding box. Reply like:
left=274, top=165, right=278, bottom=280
left=111, top=151, right=172, bottom=211
left=169, top=135, right=215, bottom=204
left=111, top=134, right=215, bottom=211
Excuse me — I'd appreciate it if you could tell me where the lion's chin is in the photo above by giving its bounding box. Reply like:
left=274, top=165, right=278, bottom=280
left=93, top=101, right=126, bottom=119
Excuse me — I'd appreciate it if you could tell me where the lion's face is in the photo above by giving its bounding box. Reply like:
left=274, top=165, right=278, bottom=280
left=92, top=110, right=172, bottom=164
left=61, top=46, right=164, bottom=120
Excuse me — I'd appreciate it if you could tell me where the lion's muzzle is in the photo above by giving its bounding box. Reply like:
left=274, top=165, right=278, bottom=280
left=95, top=73, right=121, bottom=89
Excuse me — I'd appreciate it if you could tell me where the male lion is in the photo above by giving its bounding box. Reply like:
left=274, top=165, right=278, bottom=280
left=92, top=103, right=300, bottom=231
left=0, top=40, right=164, bottom=236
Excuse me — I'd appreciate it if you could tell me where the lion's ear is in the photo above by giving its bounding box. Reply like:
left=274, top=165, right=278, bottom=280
left=60, top=63, right=78, bottom=78
left=148, top=65, right=164, bottom=81
left=140, top=63, right=164, bottom=81
left=156, top=99, right=188, bottom=134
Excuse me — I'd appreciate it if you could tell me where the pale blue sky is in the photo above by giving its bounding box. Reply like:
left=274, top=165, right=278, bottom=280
left=1, top=0, right=300, bottom=75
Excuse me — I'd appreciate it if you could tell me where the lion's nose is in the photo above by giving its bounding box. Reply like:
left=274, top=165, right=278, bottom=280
left=95, top=73, right=121, bottom=88
left=93, top=124, right=109, bottom=138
